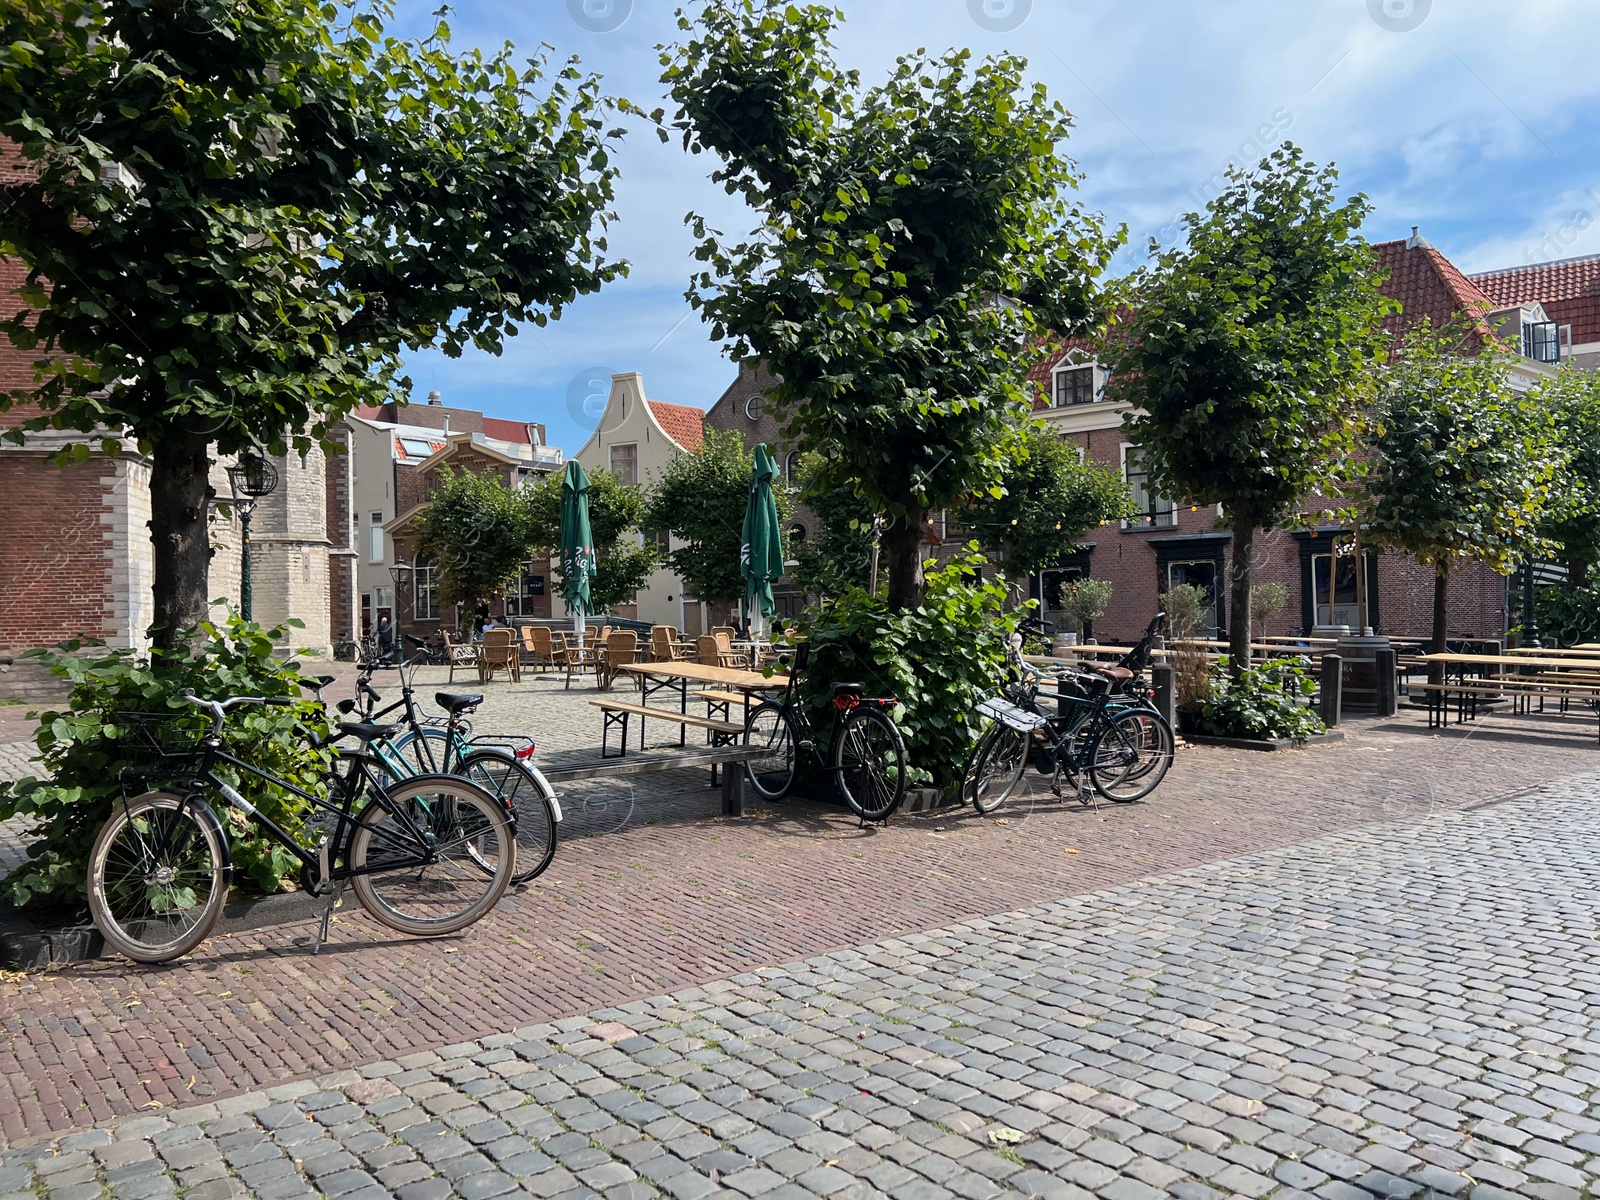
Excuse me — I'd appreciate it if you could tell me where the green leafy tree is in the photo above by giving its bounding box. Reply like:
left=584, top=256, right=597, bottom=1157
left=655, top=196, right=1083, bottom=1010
left=0, top=0, right=626, bottom=646
left=526, top=468, right=656, bottom=614
left=1533, top=366, right=1600, bottom=587
left=963, top=423, right=1134, bottom=593
left=641, top=428, right=792, bottom=607
left=412, top=468, right=532, bottom=617
left=791, top=453, right=877, bottom=600
left=1107, top=145, right=1393, bottom=674
left=1364, top=320, right=1565, bottom=671
left=661, top=1, right=1122, bottom=613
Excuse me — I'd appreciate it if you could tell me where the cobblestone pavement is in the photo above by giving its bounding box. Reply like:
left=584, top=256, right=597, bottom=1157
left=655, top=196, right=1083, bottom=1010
left=3, top=774, right=1597, bottom=1200
left=2, top=666, right=1599, bottom=1147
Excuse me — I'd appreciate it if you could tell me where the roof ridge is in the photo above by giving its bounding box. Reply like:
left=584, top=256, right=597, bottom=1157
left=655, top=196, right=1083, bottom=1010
left=1470, top=250, right=1600, bottom=278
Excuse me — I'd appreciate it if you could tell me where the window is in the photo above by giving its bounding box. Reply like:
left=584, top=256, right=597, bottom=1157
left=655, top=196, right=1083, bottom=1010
left=1166, top=560, right=1219, bottom=637
left=413, top=558, right=440, bottom=621
left=504, top=562, right=547, bottom=618
left=787, top=522, right=807, bottom=544
left=1122, top=446, right=1176, bottom=528
left=398, top=437, right=438, bottom=460
left=1523, top=320, right=1560, bottom=364
left=785, top=451, right=801, bottom=487
left=645, top=528, right=670, bottom=555
left=745, top=394, right=764, bottom=422
left=368, top=512, right=385, bottom=563
left=1054, top=364, right=1097, bottom=407
left=609, top=443, right=638, bottom=486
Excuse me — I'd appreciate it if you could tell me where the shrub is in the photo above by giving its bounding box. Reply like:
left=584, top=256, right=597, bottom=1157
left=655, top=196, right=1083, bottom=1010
left=1250, top=581, right=1289, bottom=637
left=1162, top=584, right=1212, bottom=710
left=0, top=614, right=332, bottom=910
left=1059, top=578, right=1114, bottom=633
left=797, top=549, right=1021, bottom=792
left=1532, top=582, right=1600, bottom=647
left=1200, top=656, right=1325, bottom=742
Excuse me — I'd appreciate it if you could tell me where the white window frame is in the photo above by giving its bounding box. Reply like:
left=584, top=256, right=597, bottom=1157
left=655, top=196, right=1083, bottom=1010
left=413, top=559, right=441, bottom=621
left=1121, top=443, right=1177, bottom=530
left=1051, top=359, right=1100, bottom=408
left=368, top=511, right=385, bottom=563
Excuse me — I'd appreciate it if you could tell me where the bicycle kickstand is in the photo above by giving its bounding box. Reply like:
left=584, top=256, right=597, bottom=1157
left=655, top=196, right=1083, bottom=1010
left=313, top=880, right=345, bottom=955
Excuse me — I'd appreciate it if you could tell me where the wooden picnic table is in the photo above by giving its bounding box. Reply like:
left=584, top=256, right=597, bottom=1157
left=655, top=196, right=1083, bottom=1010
left=1504, top=645, right=1600, bottom=658
left=616, top=660, right=787, bottom=723
left=1414, top=652, right=1600, bottom=739
left=1416, top=653, right=1600, bottom=671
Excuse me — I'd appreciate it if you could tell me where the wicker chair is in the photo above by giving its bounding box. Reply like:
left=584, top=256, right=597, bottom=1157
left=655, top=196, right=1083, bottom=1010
left=564, top=626, right=606, bottom=689
left=697, top=634, right=744, bottom=670
left=650, top=625, right=693, bottom=663
left=441, top=632, right=481, bottom=683
left=521, top=625, right=557, bottom=674
left=479, top=628, right=521, bottom=683
left=600, top=630, right=640, bottom=691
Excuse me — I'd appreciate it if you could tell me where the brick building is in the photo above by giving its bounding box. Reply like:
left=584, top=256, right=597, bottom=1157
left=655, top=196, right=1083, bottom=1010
left=384, top=424, right=564, bottom=641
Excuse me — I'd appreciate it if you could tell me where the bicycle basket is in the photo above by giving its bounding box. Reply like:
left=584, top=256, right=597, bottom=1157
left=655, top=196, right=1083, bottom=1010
left=107, top=712, right=206, bottom=793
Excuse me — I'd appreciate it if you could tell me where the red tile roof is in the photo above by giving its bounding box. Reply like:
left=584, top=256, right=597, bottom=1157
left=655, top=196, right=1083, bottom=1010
left=1027, top=335, right=1098, bottom=410
left=1471, top=253, right=1600, bottom=346
left=649, top=401, right=706, bottom=451
left=481, top=417, right=535, bottom=443
left=1372, top=237, right=1496, bottom=349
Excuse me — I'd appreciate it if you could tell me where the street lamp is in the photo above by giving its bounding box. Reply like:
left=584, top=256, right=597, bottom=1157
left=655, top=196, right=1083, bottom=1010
left=224, top=451, right=279, bottom=621
left=389, top=560, right=413, bottom=665
left=1522, top=557, right=1542, bottom=649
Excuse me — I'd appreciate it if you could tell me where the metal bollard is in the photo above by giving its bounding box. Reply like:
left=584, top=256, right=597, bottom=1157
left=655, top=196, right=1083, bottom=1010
left=1320, top=653, right=1343, bottom=727
left=1152, top=662, right=1177, bottom=729
left=1374, top=647, right=1398, bottom=717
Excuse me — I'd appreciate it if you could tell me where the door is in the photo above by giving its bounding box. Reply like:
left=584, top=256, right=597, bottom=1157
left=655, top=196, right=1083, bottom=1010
left=1040, top=566, right=1086, bottom=632
left=1311, top=553, right=1360, bottom=628
left=1166, top=560, right=1219, bottom=637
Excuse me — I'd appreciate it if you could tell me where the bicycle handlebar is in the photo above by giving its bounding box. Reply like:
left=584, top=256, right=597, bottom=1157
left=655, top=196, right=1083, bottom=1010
left=178, top=688, right=295, bottom=731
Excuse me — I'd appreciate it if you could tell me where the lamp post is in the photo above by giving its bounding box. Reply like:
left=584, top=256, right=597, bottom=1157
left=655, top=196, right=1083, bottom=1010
left=389, top=561, right=413, bottom=665
left=1522, top=557, right=1542, bottom=648
left=225, top=452, right=279, bottom=621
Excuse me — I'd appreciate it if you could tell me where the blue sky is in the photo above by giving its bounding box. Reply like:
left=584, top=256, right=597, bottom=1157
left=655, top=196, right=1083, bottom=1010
left=393, top=0, right=1600, bottom=455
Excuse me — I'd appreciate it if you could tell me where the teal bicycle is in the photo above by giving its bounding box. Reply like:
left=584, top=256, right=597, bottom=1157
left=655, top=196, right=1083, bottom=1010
left=336, top=648, right=560, bottom=886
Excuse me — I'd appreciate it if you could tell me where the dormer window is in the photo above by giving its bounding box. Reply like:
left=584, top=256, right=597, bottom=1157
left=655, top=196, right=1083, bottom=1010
left=1523, top=320, right=1560, bottom=364
left=1053, top=364, right=1097, bottom=407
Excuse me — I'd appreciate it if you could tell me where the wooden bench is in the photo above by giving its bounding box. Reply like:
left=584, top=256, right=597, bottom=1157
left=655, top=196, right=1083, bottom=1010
left=1418, top=680, right=1600, bottom=738
left=588, top=698, right=744, bottom=759
left=538, top=744, right=769, bottom=816
left=694, top=689, right=760, bottom=723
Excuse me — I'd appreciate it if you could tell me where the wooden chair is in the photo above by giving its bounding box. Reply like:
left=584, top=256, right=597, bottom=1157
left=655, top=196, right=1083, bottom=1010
left=564, top=627, right=603, bottom=689
left=479, top=628, right=521, bottom=683
left=697, top=634, right=744, bottom=670
left=600, top=630, right=640, bottom=691
left=711, top=625, right=737, bottom=645
left=521, top=625, right=556, bottom=674
left=650, top=625, right=693, bottom=663
left=441, top=632, right=481, bottom=684
left=715, top=630, right=752, bottom=668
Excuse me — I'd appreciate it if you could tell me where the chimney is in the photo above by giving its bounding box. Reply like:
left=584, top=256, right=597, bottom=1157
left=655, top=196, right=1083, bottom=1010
left=427, top=390, right=443, bottom=405
left=1405, top=225, right=1433, bottom=250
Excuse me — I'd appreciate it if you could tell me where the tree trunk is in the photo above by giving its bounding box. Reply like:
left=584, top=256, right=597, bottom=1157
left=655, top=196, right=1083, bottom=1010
left=1227, top=516, right=1255, bottom=678
left=883, top=509, right=928, bottom=613
left=149, top=432, right=213, bottom=650
left=1428, top=561, right=1450, bottom=687
left=1567, top=555, right=1591, bottom=590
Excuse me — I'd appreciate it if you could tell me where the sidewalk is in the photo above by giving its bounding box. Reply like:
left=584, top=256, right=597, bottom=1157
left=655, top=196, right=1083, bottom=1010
left=2, top=771, right=1594, bottom=1199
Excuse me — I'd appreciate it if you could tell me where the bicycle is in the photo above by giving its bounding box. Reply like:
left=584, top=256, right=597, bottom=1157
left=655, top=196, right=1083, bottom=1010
left=85, top=689, right=516, bottom=963
left=742, top=642, right=910, bottom=822
left=963, top=615, right=1174, bottom=814
left=340, top=640, right=560, bottom=886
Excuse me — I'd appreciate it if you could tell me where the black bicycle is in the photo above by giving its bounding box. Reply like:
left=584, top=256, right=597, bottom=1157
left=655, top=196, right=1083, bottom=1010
left=742, top=643, right=909, bottom=822
left=345, top=640, right=560, bottom=886
left=964, top=615, right=1174, bottom=814
left=85, top=689, right=516, bottom=963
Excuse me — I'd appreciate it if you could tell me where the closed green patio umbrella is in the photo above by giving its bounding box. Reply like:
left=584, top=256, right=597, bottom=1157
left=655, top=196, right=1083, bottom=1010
left=741, top=444, right=785, bottom=636
left=560, top=460, right=596, bottom=636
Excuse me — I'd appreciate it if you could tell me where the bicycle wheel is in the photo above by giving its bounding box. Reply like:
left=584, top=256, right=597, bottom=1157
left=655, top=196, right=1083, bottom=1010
left=744, top=701, right=799, bottom=800
left=969, top=724, right=1029, bottom=815
left=88, top=791, right=229, bottom=963
left=348, top=775, right=514, bottom=936
left=832, top=705, right=907, bottom=822
left=1090, top=709, right=1174, bottom=803
left=382, top=727, right=450, bottom=782
left=460, top=749, right=559, bottom=886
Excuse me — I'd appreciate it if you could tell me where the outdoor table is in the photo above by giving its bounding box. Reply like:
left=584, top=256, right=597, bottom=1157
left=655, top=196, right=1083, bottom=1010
left=1416, top=652, right=1600, bottom=736
left=617, top=660, right=787, bottom=716
left=1504, top=646, right=1600, bottom=658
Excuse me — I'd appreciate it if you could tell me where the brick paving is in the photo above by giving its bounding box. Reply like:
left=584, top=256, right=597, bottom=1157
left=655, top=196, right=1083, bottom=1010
left=3, top=772, right=1597, bottom=1200
left=0, top=660, right=1595, bottom=1147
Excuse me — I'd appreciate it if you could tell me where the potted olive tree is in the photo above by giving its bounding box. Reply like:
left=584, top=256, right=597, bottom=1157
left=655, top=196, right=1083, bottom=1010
left=1058, top=578, right=1114, bottom=645
left=1162, top=583, right=1212, bottom=736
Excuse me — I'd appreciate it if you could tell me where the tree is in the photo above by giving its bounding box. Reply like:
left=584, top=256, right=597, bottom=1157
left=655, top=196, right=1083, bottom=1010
left=0, top=0, right=627, bottom=646
left=963, top=423, right=1134, bottom=594
left=1107, top=145, right=1392, bottom=674
left=641, top=428, right=792, bottom=608
left=411, top=469, right=531, bottom=617
left=661, top=0, right=1121, bottom=613
left=791, top=453, right=876, bottom=600
left=1364, top=320, right=1564, bottom=670
left=1533, top=366, right=1600, bottom=588
left=525, top=468, right=656, bottom=614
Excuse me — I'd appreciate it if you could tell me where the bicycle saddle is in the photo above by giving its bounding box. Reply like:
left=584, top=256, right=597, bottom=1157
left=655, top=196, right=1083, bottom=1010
left=832, top=682, right=863, bottom=698
left=435, top=691, right=483, bottom=714
left=1088, top=665, right=1134, bottom=682
left=339, top=721, right=400, bottom=743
